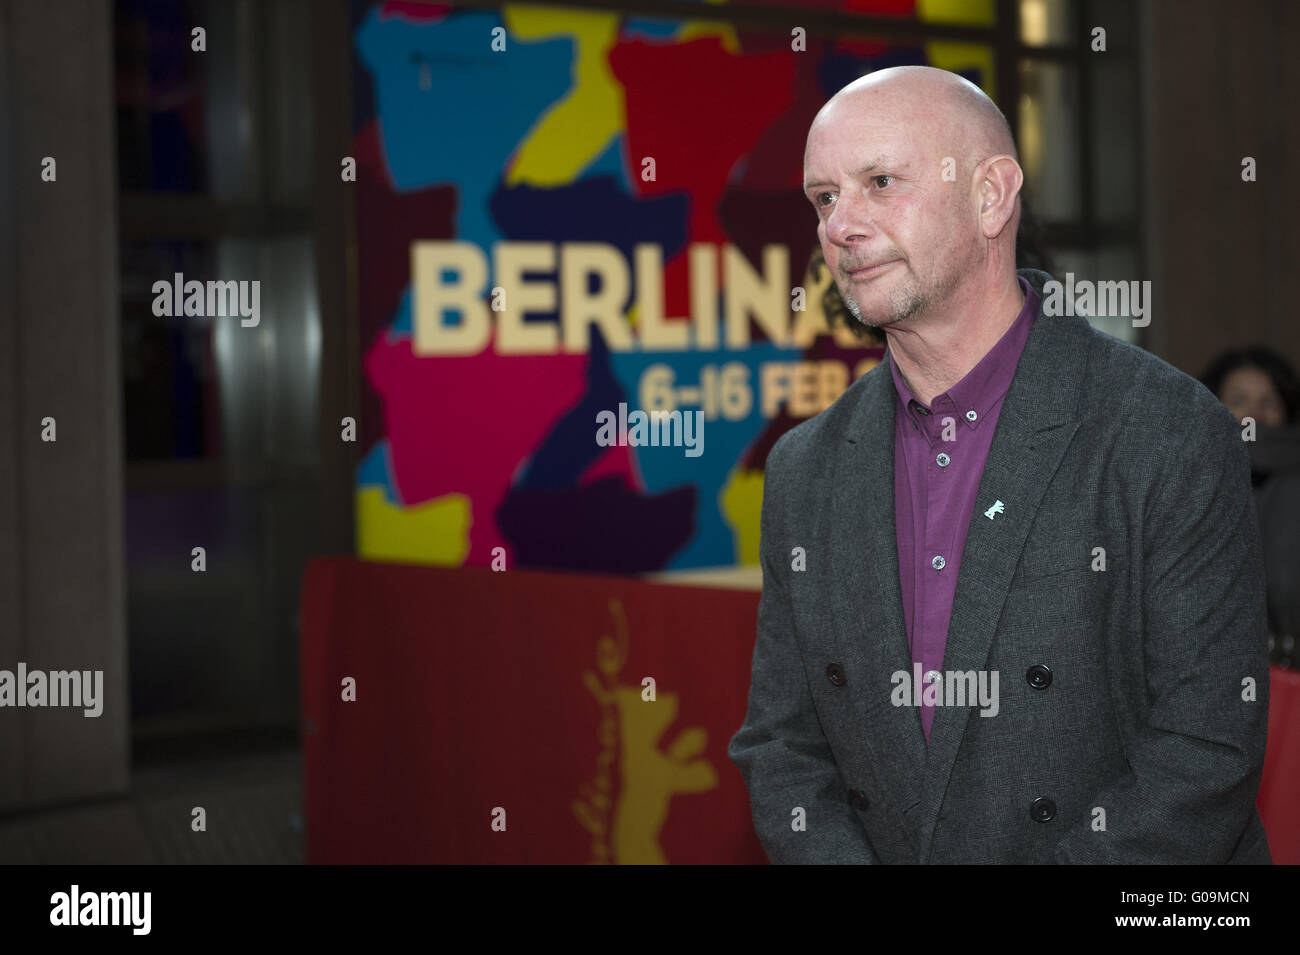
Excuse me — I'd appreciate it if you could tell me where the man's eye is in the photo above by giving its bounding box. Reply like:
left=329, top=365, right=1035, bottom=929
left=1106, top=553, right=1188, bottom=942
left=873, top=175, right=894, bottom=189
left=816, top=191, right=835, bottom=207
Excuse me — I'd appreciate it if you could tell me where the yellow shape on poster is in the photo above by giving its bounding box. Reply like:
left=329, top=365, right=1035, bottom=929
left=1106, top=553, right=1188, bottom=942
left=677, top=0, right=741, bottom=55
left=918, top=0, right=995, bottom=28
left=918, top=0, right=996, bottom=100
left=356, top=487, right=471, bottom=566
left=504, top=6, right=624, bottom=187
left=721, top=468, right=764, bottom=565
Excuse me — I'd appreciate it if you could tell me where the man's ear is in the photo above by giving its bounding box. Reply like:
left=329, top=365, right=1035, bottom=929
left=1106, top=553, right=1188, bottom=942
left=976, top=155, right=1024, bottom=239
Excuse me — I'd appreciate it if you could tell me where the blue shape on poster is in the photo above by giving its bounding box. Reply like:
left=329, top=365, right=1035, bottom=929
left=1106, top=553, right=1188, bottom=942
left=624, top=1, right=717, bottom=41
left=356, top=8, right=573, bottom=246
left=623, top=18, right=685, bottom=40
left=517, top=327, right=624, bottom=491
left=358, top=439, right=401, bottom=505
left=491, top=175, right=688, bottom=264
left=577, top=134, right=631, bottom=188
left=389, top=286, right=412, bottom=338
left=819, top=47, right=927, bottom=98
left=609, top=334, right=800, bottom=568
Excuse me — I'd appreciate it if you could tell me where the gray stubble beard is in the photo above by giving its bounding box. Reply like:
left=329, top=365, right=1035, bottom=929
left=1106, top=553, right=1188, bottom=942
left=840, top=249, right=969, bottom=334
left=838, top=267, right=926, bottom=332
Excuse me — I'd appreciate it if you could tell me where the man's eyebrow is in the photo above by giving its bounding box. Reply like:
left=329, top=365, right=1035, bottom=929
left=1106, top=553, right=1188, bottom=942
left=803, top=156, right=902, bottom=192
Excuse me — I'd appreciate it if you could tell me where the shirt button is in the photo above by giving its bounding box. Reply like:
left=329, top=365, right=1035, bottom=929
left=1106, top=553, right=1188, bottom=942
left=1029, top=796, right=1057, bottom=823
left=1026, top=664, right=1053, bottom=689
left=966, top=410, right=978, bottom=422
left=924, top=669, right=942, bottom=685
left=931, top=555, right=946, bottom=570
left=936, top=452, right=950, bottom=467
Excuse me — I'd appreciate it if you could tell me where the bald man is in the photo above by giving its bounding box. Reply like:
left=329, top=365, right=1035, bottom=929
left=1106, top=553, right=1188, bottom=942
left=728, top=67, right=1272, bottom=864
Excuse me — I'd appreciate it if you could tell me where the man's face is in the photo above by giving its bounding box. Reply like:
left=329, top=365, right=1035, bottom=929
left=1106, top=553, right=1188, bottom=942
left=1220, top=366, right=1286, bottom=428
left=803, top=100, right=976, bottom=330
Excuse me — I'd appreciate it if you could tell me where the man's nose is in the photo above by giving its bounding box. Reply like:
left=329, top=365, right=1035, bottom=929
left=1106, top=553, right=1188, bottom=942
left=824, top=194, right=874, bottom=245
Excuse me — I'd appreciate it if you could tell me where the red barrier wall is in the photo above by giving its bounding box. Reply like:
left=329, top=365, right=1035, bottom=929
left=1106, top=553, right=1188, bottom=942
left=300, top=558, right=768, bottom=864
left=301, top=557, right=1300, bottom=863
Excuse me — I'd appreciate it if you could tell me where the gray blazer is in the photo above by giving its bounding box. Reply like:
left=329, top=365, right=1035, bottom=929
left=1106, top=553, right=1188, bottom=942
left=729, top=268, right=1273, bottom=864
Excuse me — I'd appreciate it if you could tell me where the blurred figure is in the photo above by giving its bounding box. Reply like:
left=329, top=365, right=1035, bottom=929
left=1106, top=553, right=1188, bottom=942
left=1203, top=346, right=1297, bottom=432
left=1202, top=346, right=1300, bottom=666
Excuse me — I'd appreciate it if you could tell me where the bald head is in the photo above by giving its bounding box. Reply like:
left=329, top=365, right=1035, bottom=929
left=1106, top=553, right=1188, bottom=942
left=803, top=66, right=1025, bottom=332
left=809, top=66, right=1016, bottom=181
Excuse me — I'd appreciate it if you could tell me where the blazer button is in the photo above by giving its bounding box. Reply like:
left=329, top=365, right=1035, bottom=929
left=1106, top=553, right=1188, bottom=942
left=1030, top=796, right=1057, bottom=823
left=826, top=663, right=847, bottom=686
left=848, top=788, right=869, bottom=811
left=1026, top=664, right=1053, bottom=689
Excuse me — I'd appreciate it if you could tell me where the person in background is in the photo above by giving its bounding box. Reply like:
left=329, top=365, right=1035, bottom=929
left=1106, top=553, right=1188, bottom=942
left=1202, top=346, right=1300, bottom=667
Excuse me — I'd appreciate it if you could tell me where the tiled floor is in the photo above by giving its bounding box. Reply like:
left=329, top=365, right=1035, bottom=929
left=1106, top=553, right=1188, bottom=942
left=0, top=750, right=303, bottom=864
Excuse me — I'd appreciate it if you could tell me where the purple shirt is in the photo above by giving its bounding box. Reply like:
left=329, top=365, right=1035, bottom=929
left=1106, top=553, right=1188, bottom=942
left=890, top=277, right=1039, bottom=741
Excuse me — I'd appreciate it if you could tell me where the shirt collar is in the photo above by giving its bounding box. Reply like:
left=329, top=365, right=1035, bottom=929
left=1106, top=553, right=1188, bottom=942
left=888, top=276, right=1040, bottom=437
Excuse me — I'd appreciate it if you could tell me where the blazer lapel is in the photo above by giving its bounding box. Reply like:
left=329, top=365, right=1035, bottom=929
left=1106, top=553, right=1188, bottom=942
left=828, top=364, right=927, bottom=854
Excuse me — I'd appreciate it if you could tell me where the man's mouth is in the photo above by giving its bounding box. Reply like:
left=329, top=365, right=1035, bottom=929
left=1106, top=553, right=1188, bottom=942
left=845, top=259, right=899, bottom=279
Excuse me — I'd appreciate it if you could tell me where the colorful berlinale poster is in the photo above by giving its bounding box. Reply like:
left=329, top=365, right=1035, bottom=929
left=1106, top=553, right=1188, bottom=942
left=350, top=0, right=992, bottom=572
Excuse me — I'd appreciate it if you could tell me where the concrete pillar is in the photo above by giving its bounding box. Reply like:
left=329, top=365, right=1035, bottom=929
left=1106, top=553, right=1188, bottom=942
left=0, top=0, right=129, bottom=811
